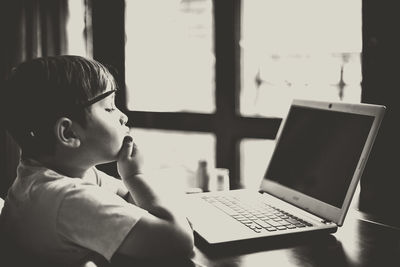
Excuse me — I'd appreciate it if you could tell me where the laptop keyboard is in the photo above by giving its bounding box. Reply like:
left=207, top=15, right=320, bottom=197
left=202, top=195, right=313, bottom=233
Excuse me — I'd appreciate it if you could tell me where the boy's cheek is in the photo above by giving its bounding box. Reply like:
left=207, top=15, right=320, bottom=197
left=113, top=136, right=127, bottom=155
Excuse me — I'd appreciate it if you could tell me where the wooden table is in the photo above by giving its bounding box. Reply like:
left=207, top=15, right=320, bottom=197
left=110, top=209, right=400, bottom=267
left=2, top=208, right=399, bottom=267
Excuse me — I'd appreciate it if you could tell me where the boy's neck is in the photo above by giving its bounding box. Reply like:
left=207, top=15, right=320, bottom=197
left=36, top=154, right=93, bottom=178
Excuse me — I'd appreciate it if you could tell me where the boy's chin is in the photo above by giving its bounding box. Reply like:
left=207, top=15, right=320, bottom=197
left=100, top=152, right=120, bottom=164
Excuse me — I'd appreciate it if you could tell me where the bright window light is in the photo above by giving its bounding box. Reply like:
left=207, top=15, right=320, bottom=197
left=125, top=0, right=214, bottom=113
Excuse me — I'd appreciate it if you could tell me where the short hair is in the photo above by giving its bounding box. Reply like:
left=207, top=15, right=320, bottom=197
left=3, top=55, right=118, bottom=158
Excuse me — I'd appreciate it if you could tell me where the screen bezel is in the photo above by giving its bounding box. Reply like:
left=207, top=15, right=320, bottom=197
left=259, top=99, right=385, bottom=226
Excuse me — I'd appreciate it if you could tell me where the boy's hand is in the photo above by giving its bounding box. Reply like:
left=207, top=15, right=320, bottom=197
left=117, top=135, right=144, bottom=179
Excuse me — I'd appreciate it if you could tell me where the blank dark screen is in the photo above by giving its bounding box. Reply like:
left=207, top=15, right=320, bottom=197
left=264, top=106, right=374, bottom=208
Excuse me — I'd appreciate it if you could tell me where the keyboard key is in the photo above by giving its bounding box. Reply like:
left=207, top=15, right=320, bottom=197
left=286, top=218, right=303, bottom=225
left=265, top=220, right=283, bottom=227
left=254, top=219, right=271, bottom=228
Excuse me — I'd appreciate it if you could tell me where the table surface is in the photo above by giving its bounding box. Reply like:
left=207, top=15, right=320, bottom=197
left=2, top=206, right=399, bottom=267
left=109, top=208, right=400, bottom=267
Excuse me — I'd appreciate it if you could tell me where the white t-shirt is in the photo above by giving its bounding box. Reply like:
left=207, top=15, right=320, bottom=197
left=0, top=158, right=147, bottom=265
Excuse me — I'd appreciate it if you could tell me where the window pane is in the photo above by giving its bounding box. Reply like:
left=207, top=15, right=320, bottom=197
left=66, top=0, right=89, bottom=57
left=130, top=128, right=215, bottom=189
left=125, top=0, right=215, bottom=113
left=241, top=0, right=362, bottom=118
left=240, top=139, right=275, bottom=189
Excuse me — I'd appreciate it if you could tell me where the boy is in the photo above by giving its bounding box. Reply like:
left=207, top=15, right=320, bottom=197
left=0, top=56, right=194, bottom=265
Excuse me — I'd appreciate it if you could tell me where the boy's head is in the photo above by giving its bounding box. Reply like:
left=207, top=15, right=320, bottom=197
left=4, top=55, right=119, bottom=159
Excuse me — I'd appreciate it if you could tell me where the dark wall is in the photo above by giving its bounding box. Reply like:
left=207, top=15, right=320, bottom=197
left=0, top=1, right=23, bottom=198
left=0, top=0, right=68, bottom=197
left=91, top=0, right=125, bottom=177
left=360, top=1, right=400, bottom=224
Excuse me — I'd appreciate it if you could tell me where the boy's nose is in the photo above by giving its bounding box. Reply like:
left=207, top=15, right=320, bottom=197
left=120, top=112, right=128, bottom=125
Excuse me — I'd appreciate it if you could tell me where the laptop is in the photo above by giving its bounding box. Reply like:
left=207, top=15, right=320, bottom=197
left=185, top=99, right=385, bottom=245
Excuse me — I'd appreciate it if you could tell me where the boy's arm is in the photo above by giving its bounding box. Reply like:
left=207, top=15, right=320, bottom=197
left=116, top=136, right=194, bottom=258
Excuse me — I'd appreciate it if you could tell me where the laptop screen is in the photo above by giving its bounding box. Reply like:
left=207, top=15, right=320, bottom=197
left=264, top=105, right=374, bottom=208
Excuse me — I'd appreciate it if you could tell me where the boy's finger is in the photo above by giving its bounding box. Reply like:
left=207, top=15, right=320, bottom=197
left=131, top=142, right=138, bottom=157
left=119, top=135, right=134, bottom=159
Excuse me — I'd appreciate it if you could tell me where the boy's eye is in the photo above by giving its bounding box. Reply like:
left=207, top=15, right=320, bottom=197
left=105, top=107, right=116, bottom=112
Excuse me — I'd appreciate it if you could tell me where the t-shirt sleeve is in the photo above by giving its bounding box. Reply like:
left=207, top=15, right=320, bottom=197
left=56, top=183, right=147, bottom=261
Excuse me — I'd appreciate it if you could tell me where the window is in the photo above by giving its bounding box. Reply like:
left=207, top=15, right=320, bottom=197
left=240, top=0, right=362, bottom=187
left=240, top=139, right=275, bottom=189
left=130, top=128, right=215, bottom=189
left=92, top=0, right=362, bottom=189
left=241, top=0, right=362, bottom=118
left=66, top=0, right=91, bottom=57
left=125, top=0, right=214, bottom=113
left=124, top=0, right=218, bottom=190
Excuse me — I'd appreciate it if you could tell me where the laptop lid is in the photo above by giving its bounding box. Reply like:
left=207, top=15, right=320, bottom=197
left=259, top=99, right=385, bottom=226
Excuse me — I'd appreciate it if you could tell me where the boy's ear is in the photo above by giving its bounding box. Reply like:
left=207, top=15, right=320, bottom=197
left=54, top=117, right=81, bottom=148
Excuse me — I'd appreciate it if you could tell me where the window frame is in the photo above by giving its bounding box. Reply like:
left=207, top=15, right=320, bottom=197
left=92, top=0, right=281, bottom=188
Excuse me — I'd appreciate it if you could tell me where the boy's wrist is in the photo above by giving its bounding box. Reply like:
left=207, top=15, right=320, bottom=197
left=122, top=172, right=144, bottom=180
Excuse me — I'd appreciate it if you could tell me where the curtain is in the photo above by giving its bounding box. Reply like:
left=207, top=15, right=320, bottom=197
left=0, top=0, right=69, bottom=197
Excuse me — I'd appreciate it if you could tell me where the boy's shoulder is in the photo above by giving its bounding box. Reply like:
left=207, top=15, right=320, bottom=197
left=8, top=159, right=128, bottom=214
left=12, top=159, right=98, bottom=204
